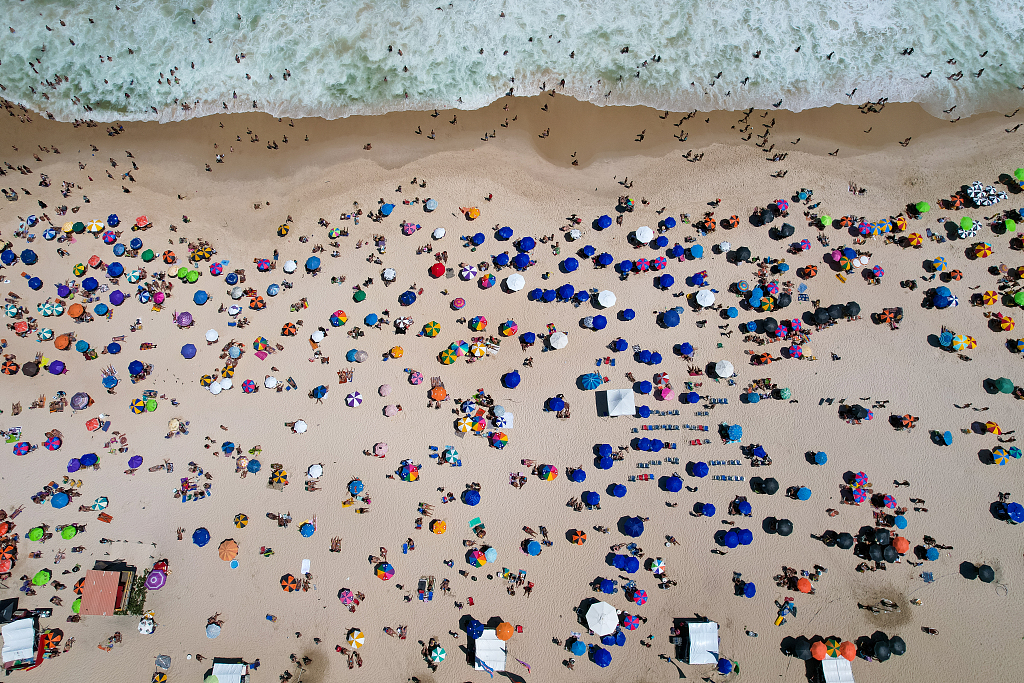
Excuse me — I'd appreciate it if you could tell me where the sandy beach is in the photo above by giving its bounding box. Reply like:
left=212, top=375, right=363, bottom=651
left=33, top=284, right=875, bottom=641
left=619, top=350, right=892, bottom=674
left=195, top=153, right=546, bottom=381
left=1, top=93, right=1023, bottom=683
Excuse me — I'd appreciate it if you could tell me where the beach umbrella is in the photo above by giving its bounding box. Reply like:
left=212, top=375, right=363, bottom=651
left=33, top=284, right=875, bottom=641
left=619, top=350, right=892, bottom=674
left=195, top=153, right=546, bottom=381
left=635, top=226, right=654, bottom=244
left=51, top=492, right=70, bottom=508
left=32, top=569, right=52, bottom=586
left=1000, top=315, right=1015, bottom=331
left=635, top=257, right=650, bottom=272
left=374, top=562, right=396, bottom=580
left=491, top=432, right=509, bottom=449
left=146, top=569, right=167, bottom=591
left=715, top=360, right=734, bottom=378
left=811, top=642, right=827, bottom=660
left=192, top=528, right=211, bottom=547
left=586, top=602, right=618, bottom=636
left=597, top=289, right=616, bottom=307
left=975, top=242, right=993, bottom=258
left=503, top=370, right=521, bottom=388
left=526, top=540, right=542, bottom=556
left=622, top=615, right=640, bottom=631
left=925, top=547, right=940, bottom=561
left=623, top=516, right=644, bottom=537
left=598, top=215, right=613, bottom=228
left=280, top=574, right=299, bottom=592
left=776, top=519, right=793, bottom=536
left=797, top=487, right=812, bottom=500
left=345, top=391, right=362, bottom=407
left=737, top=528, right=754, bottom=545
left=429, top=646, right=446, bottom=664
left=889, top=636, right=906, bottom=656
left=978, top=564, right=995, bottom=582
left=723, top=530, right=739, bottom=548
left=218, top=539, right=239, bottom=561
left=932, top=256, right=947, bottom=271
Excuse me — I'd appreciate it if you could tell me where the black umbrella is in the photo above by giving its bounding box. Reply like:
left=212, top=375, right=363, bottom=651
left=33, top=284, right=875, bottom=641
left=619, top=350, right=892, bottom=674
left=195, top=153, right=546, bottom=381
left=889, top=636, right=906, bottom=656
left=736, top=246, right=751, bottom=262
left=760, top=209, right=774, bottom=225
left=763, top=317, right=779, bottom=334
left=875, top=528, right=891, bottom=546
left=845, top=301, right=861, bottom=317
left=858, top=530, right=875, bottom=545
left=793, top=636, right=812, bottom=660
left=765, top=517, right=778, bottom=533
left=827, top=303, right=844, bottom=320
left=868, top=544, right=884, bottom=561
left=780, top=223, right=795, bottom=237
left=22, top=361, right=39, bottom=377
left=873, top=640, right=891, bottom=661
left=70, top=392, right=91, bottom=410
left=883, top=545, right=898, bottom=562
left=777, top=292, right=792, bottom=308
left=978, top=564, right=995, bottom=583
left=836, top=532, right=855, bottom=549
left=761, top=478, right=779, bottom=495
left=960, top=562, right=979, bottom=579
left=813, top=308, right=830, bottom=324
left=850, top=404, right=869, bottom=420
left=776, top=519, right=793, bottom=536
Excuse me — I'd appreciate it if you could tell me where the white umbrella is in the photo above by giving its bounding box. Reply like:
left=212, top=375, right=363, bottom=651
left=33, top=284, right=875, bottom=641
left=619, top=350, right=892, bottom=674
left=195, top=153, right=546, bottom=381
left=597, top=290, right=616, bottom=308
left=311, top=330, right=325, bottom=343
left=568, top=229, right=582, bottom=240
left=432, top=227, right=446, bottom=239
left=549, top=331, right=568, bottom=349
left=138, top=618, right=155, bottom=635
left=209, top=382, right=223, bottom=395
left=206, top=329, right=219, bottom=342
left=219, top=377, right=233, bottom=390
left=206, top=623, right=220, bottom=639
left=307, top=464, right=323, bottom=478
left=719, top=241, right=731, bottom=252
left=283, top=260, right=297, bottom=273
left=715, top=360, right=735, bottom=378
left=695, top=289, right=715, bottom=307
left=382, top=268, right=396, bottom=281
left=586, top=601, right=618, bottom=636
left=293, top=420, right=307, bottom=433
left=505, top=273, right=525, bottom=291
left=265, top=376, right=278, bottom=389
left=230, top=286, right=243, bottom=300
left=227, top=305, right=242, bottom=316
left=460, top=265, right=477, bottom=280
left=634, top=226, right=654, bottom=244
left=583, top=316, right=595, bottom=329
left=346, top=392, right=362, bottom=407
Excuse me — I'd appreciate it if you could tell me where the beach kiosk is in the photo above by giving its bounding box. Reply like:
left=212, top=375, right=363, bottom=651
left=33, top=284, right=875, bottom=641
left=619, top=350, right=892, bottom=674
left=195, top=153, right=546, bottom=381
left=209, top=657, right=250, bottom=683
left=80, top=562, right=137, bottom=616
left=1, top=617, right=39, bottom=673
left=677, top=617, right=719, bottom=664
left=474, top=629, right=507, bottom=673
left=820, top=657, right=855, bottom=683
left=600, top=388, right=636, bottom=417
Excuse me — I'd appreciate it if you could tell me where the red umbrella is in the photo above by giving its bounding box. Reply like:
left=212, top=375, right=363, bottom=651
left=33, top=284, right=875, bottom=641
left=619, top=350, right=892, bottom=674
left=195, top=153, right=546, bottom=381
left=430, top=262, right=445, bottom=278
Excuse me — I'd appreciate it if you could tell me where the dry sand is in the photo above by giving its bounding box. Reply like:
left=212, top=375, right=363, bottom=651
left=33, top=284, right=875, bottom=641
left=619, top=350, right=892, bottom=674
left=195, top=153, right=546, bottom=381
left=1, top=95, right=1023, bottom=683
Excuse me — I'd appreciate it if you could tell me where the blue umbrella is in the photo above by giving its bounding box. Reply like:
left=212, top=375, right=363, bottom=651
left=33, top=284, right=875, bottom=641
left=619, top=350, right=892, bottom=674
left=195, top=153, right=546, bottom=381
left=690, top=243, right=703, bottom=258
left=943, top=430, right=953, bottom=445
left=503, top=370, right=521, bottom=388
left=130, top=237, right=143, bottom=250
left=247, top=459, right=261, bottom=473
left=637, top=405, right=651, bottom=418
left=597, top=252, right=613, bottom=266
left=82, top=277, right=99, bottom=291
left=74, top=340, right=89, bottom=353
left=529, top=288, right=543, bottom=300
left=582, top=373, right=603, bottom=390
left=619, top=259, right=634, bottom=273
left=650, top=352, right=662, bottom=364
left=651, top=439, right=663, bottom=452
left=107, top=214, right=120, bottom=227
left=582, top=491, right=600, bottom=506
left=570, top=639, right=587, bottom=656
left=939, top=331, right=953, bottom=346
left=637, top=381, right=653, bottom=394
left=582, top=245, right=597, bottom=257
left=738, top=500, right=752, bottom=515
left=664, top=217, right=677, bottom=229
left=522, top=331, right=536, bottom=344
left=659, top=274, right=675, bottom=288
left=797, top=487, right=812, bottom=500
left=305, top=256, right=321, bottom=272
left=0, top=250, right=15, bottom=266
left=51, top=492, right=70, bottom=509
left=625, top=556, right=640, bottom=573
left=621, top=308, right=636, bottom=321
left=814, top=451, right=827, bottom=464
left=267, top=284, right=280, bottom=297
left=380, top=203, right=395, bottom=216
left=728, top=424, right=743, bottom=440
left=518, top=236, right=536, bottom=252
left=548, top=396, right=566, bottom=412
left=21, top=249, right=38, bottom=265
left=542, top=289, right=556, bottom=302
left=614, top=339, right=629, bottom=352
left=737, top=528, right=754, bottom=545
left=638, top=438, right=651, bottom=451
left=599, top=579, right=615, bottom=593
left=463, top=489, right=481, bottom=506
left=592, top=315, right=607, bottom=330
left=723, top=530, right=739, bottom=548
left=299, top=522, right=315, bottom=537
left=718, top=658, right=733, bottom=674
left=611, top=484, right=627, bottom=498
left=365, top=313, right=379, bottom=326
left=526, top=540, right=542, bottom=556
left=112, top=243, right=126, bottom=257
left=558, top=284, right=575, bottom=300
left=597, top=456, right=613, bottom=470
left=80, top=453, right=98, bottom=466
left=743, top=582, right=756, bottom=598
left=687, top=391, right=700, bottom=404
left=107, top=262, right=124, bottom=278
left=181, top=344, right=197, bottom=359
left=662, top=310, right=680, bottom=327
left=494, top=253, right=509, bottom=267
left=468, top=620, right=485, bottom=639
left=225, top=272, right=239, bottom=285
left=655, top=235, right=669, bottom=248
left=727, top=306, right=739, bottom=318
left=1006, top=502, right=1024, bottom=523
left=598, top=215, right=612, bottom=228
left=193, top=290, right=209, bottom=305
left=496, top=226, right=513, bottom=240
left=598, top=444, right=613, bottom=457
left=109, top=290, right=125, bottom=307
left=926, top=547, right=939, bottom=561
left=752, top=445, right=767, bottom=459
left=67, top=458, right=81, bottom=473
left=639, top=350, right=652, bottom=363
left=28, top=277, right=42, bottom=290
left=398, top=290, right=416, bottom=306
left=614, top=631, right=626, bottom=646
left=424, top=198, right=438, bottom=211
left=623, top=517, right=644, bottom=537
left=563, top=257, right=579, bottom=272
left=592, top=647, right=612, bottom=668
left=575, top=290, right=591, bottom=303
left=471, top=232, right=485, bottom=246
left=700, top=502, right=716, bottom=517
left=680, top=342, right=694, bottom=356
left=192, top=528, right=211, bottom=547
left=665, top=475, right=682, bottom=492
left=692, top=462, right=709, bottom=478
left=128, top=360, right=144, bottom=375
left=894, top=515, right=908, bottom=529
left=693, top=273, right=706, bottom=287
left=513, top=253, right=531, bottom=269
left=228, top=346, right=241, bottom=359
left=569, top=469, right=587, bottom=482
left=221, top=441, right=235, bottom=454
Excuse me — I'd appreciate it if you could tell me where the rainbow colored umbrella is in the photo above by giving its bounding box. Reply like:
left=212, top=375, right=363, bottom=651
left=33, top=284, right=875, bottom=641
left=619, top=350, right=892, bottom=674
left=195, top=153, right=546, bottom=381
left=538, top=464, right=558, bottom=480
left=499, top=320, right=518, bottom=336
left=472, top=417, right=486, bottom=432
left=469, top=316, right=487, bottom=331
left=469, top=550, right=486, bottom=567
left=330, top=310, right=348, bottom=326
left=491, top=432, right=509, bottom=449
left=451, top=297, right=466, bottom=310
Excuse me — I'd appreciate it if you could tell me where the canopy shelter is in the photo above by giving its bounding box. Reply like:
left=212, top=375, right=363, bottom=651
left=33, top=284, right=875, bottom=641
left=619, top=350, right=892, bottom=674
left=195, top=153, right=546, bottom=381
left=680, top=618, right=719, bottom=665
left=601, top=389, right=636, bottom=417
left=1, top=617, right=38, bottom=669
left=211, top=658, right=249, bottom=683
left=821, top=656, right=855, bottom=683
left=473, top=629, right=507, bottom=673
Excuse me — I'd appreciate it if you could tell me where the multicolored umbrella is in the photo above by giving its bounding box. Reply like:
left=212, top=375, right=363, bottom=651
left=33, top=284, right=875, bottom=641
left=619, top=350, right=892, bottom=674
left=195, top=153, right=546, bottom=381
left=430, top=646, right=446, bottom=663
left=1000, top=315, right=1015, bottom=331
left=632, top=589, right=648, bottom=605
left=975, top=242, right=993, bottom=258
left=281, top=574, right=299, bottom=592
left=572, top=530, right=587, bottom=545
left=635, top=258, right=650, bottom=272
left=651, top=558, right=666, bottom=574
left=347, top=630, right=365, bottom=648
left=851, top=488, right=868, bottom=503
left=345, top=392, right=363, bottom=407
left=932, top=257, right=947, bottom=271
left=882, top=494, right=897, bottom=509
left=375, top=562, right=395, bottom=580
left=491, top=432, right=509, bottom=449
left=499, top=320, right=518, bottom=336
left=652, top=256, right=667, bottom=270
left=622, top=615, right=640, bottom=630
left=907, top=233, right=923, bottom=246
left=987, top=421, right=1002, bottom=435
left=469, top=550, right=487, bottom=567
left=469, top=343, right=485, bottom=357
left=249, top=296, right=266, bottom=310
left=538, top=464, right=558, bottom=480
left=853, top=471, right=869, bottom=486
left=131, top=398, right=147, bottom=414
left=992, top=447, right=1010, bottom=465
left=43, top=435, right=62, bottom=450
left=440, top=349, right=457, bottom=365
left=982, top=290, right=999, bottom=305
left=469, top=316, right=487, bottom=331
left=424, top=321, right=440, bottom=337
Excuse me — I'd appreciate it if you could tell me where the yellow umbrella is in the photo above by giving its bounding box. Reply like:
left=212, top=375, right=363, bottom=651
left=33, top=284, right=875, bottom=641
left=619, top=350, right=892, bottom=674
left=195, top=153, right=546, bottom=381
left=222, top=365, right=235, bottom=378
left=440, top=349, right=457, bottom=365
left=456, top=417, right=473, bottom=432
left=390, top=346, right=404, bottom=359
left=234, top=513, right=249, bottom=528
left=347, top=629, right=364, bottom=648
left=199, top=375, right=214, bottom=387
left=87, top=219, right=104, bottom=233
left=430, top=519, right=447, bottom=534
left=469, top=343, right=485, bottom=357
left=982, top=290, right=999, bottom=305
left=424, top=321, right=440, bottom=337
left=62, top=221, right=74, bottom=234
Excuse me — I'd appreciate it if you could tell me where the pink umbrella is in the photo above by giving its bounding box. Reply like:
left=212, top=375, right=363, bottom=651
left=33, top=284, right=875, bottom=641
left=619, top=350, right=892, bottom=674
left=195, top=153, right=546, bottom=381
left=256, top=259, right=272, bottom=271
left=631, top=589, right=648, bottom=605
left=154, top=291, right=165, bottom=304
left=800, top=239, right=811, bottom=250
left=384, top=405, right=399, bottom=417
left=374, top=442, right=389, bottom=456
left=776, top=199, right=789, bottom=212
left=451, top=298, right=466, bottom=310
left=831, top=250, right=841, bottom=261
left=409, top=371, right=424, bottom=385
left=622, top=615, right=640, bottom=631
left=882, top=494, right=897, bottom=509
left=659, top=387, right=674, bottom=401
left=338, top=588, right=355, bottom=605
left=635, top=258, right=650, bottom=272
left=379, top=384, right=392, bottom=396
left=210, top=262, right=223, bottom=276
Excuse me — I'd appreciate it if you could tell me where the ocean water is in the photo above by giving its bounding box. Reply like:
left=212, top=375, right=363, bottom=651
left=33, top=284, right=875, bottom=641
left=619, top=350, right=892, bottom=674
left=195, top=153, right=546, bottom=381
left=1, top=0, right=1022, bottom=123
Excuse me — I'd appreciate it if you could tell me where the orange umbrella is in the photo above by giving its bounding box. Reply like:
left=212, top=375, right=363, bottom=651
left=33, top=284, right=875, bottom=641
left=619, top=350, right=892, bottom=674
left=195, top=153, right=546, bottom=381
left=281, top=574, right=299, bottom=592
left=430, top=519, right=446, bottom=534
left=390, top=346, right=404, bottom=359
left=810, top=641, right=827, bottom=660
left=39, top=631, right=62, bottom=649
left=796, top=577, right=813, bottom=593
left=249, top=296, right=266, bottom=310
left=218, top=539, right=239, bottom=561
left=163, top=250, right=176, bottom=264
left=839, top=641, right=857, bottom=661
left=461, top=207, right=480, bottom=220
left=281, top=322, right=297, bottom=336
left=67, top=303, right=85, bottom=319
left=73, top=577, right=85, bottom=594
left=571, top=530, right=587, bottom=545
left=0, top=545, right=14, bottom=562
left=495, top=622, right=513, bottom=641
left=893, top=536, right=910, bottom=554
left=801, top=265, right=817, bottom=279
left=54, top=334, right=72, bottom=350
left=949, top=269, right=962, bottom=280
left=430, top=386, right=447, bottom=401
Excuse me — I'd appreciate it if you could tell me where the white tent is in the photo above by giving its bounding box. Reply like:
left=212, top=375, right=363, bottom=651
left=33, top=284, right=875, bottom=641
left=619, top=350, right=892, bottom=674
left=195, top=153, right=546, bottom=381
left=549, top=332, right=568, bottom=350
left=597, top=290, right=616, bottom=308
left=604, top=389, right=636, bottom=417
left=1, top=618, right=36, bottom=665
left=585, top=601, right=618, bottom=636
left=212, top=660, right=247, bottom=683
left=822, top=657, right=855, bottom=683
left=696, top=289, right=715, bottom=307
left=635, top=226, right=654, bottom=244
left=686, top=620, right=719, bottom=665
left=474, top=629, right=507, bottom=672
left=505, top=273, right=525, bottom=292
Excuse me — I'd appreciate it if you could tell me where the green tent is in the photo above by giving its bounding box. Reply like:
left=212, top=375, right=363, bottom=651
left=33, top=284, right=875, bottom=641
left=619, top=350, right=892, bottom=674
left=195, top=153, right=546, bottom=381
left=32, top=569, right=51, bottom=586
left=916, top=201, right=930, bottom=213
left=995, top=377, right=1014, bottom=394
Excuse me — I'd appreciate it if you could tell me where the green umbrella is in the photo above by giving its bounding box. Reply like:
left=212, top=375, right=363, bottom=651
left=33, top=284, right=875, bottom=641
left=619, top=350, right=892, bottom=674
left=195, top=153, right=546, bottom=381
left=353, top=290, right=366, bottom=303
left=1015, top=291, right=1024, bottom=307
left=960, top=216, right=972, bottom=230
left=916, top=201, right=930, bottom=213
left=204, top=676, right=219, bottom=683
left=1006, top=218, right=1017, bottom=233
left=61, top=526, right=78, bottom=540
left=1014, top=168, right=1024, bottom=182
left=778, top=387, right=792, bottom=400
left=72, top=597, right=81, bottom=614
left=186, top=270, right=199, bottom=284
left=141, top=249, right=155, bottom=262
left=995, top=377, right=1014, bottom=394
left=32, top=569, right=51, bottom=586
left=145, top=398, right=158, bottom=412
left=28, top=527, right=44, bottom=541
left=177, top=266, right=189, bottom=279
left=820, top=215, right=832, bottom=227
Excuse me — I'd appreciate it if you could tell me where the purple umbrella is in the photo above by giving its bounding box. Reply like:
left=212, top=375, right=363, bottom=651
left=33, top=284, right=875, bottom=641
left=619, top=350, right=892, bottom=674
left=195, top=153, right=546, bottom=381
left=145, top=569, right=167, bottom=590
left=128, top=455, right=143, bottom=468
left=67, top=458, right=82, bottom=472
left=49, top=360, right=65, bottom=375
left=176, top=312, right=193, bottom=327
left=109, top=290, right=125, bottom=306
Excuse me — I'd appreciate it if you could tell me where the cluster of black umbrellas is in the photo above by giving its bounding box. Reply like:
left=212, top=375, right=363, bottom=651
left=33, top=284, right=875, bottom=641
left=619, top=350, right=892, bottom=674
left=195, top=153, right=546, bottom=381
left=811, top=302, right=860, bottom=324
left=960, top=562, right=996, bottom=583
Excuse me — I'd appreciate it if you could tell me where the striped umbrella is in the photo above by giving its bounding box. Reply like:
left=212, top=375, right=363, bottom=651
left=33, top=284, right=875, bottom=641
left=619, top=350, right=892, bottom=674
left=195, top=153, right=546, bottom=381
left=652, top=256, right=667, bottom=270
left=43, top=436, right=62, bottom=450
left=951, top=334, right=971, bottom=351
left=429, top=646, right=446, bottom=663
left=825, top=638, right=842, bottom=658
left=907, top=233, right=923, bottom=246
left=1016, top=339, right=1024, bottom=353
left=635, top=258, right=650, bottom=272
left=983, top=290, right=999, bottom=305
left=882, top=494, right=897, bottom=509
left=651, top=558, right=666, bottom=574
left=270, top=470, right=288, bottom=485
left=345, top=392, right=363, bottom=407
left=974, top=242, right=993, bottom=258
left=766, top=282, right=779, bottom=295
left=631, top=589, right=648, bottom=605
left=469, top=316, right=487, bottom=331
left=932, top=257, right=947, bottom=271
left=499, top=320, right=518, bottom=336
left=423, top=321, right=440, bottom=337
left=280, top=574, right=299, bottom=592
left=622, top=615, right=640, bottom=631
left=460, top=265, right=477, bottom=280
left=199, top=375, right=214, bottom=387
left=571, top=530, right=587, bottom=545
left=347, top=629, right=365, bottom=648
left=87, top=219, right=104, bottom=233
left=1000, top=316, right=1015, bottom=331
left=851, top=488, right=868, bottom=503
left=993, top=447, right=1010, bottom=466
left=131, top=398, right=147, bottom=414
left=457, top=417, right=473, bottom=432
left=234, top=513, right=249, bottom=528
left=375, top=562, right=395, bottom=580
left=469, top=343, right=486, bottom=357
left=440, top=349, right=457, bottom=365
left=1009, top=447, right=1022, bottom=459
left=986, top=421, right=1002, bottom=435
left=853, top=471, right=869, bottom=486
